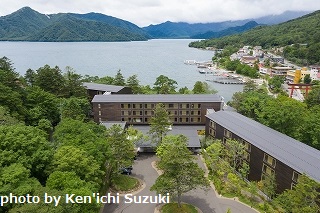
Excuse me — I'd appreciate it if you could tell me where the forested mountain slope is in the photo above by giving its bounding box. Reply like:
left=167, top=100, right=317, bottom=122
left=0, top=7, right=149, bottom=41
left=189, top=10, right=320, bottom=65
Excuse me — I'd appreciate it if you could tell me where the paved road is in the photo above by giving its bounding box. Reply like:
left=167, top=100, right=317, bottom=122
left=103, top=153, right=257, bottom=213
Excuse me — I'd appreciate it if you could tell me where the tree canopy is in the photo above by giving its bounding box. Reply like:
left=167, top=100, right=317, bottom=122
left=151, top=135, right=209, bottom=207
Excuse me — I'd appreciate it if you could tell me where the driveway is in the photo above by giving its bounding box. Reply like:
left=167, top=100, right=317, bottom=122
left=103, top=153, right=257, bottom=213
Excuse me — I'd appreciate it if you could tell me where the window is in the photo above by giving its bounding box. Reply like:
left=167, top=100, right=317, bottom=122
left=242, top=140, right=251, bottom=152
left=140, top=104, right=143, bottom=109
left=197, top=117, right=201, bottom=122
left=197, top=111, right=201, bottom=115
left=179, top=118, right=182, bottom=122
left=244, top=152, right=250, bottom=162
left=190, top=118, right=194, bottom=122
left=133, top=104, right=136, bottom=108
left=169, top=104, right=174, bottom=108
left=262, top=163, right=275, bottom=176
left=121, top=104, right=124, bottom=108
left=292, top=171, right=299, bottom=183
left=98, top=104, right=101, bottom=109
left=290, top=182, right=296, bottom=190
left=198, top=104, right=201, bottom=108
left=224, top=129, right=232, bottom=138
left=223, top=137, right=228, bottom=144
left=209, top=128, right=216, bottom=137
left=174, top=118, right=178, bottom=122
left=98, top=111, right=101, bottom=116
left=263, top=154, right=276, bottom=168
left=144, top=118, right=148, bottom=123
left=128, top=104, right=131, bottom=108
left=191, top=111, right=194, bottom=115
left=186, top=118, right=189, bottom=122
left=210, top=121, right=216, bottom=129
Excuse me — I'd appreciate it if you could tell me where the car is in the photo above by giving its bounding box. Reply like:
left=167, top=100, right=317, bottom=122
left=119, top=166, right=133, bottom=175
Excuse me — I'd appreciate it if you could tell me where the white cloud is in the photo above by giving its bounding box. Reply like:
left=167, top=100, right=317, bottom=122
left=0, top=0, right=319, bottom=26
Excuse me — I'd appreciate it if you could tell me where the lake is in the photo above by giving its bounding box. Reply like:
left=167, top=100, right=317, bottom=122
left=0, top=39, right=243, bottom=101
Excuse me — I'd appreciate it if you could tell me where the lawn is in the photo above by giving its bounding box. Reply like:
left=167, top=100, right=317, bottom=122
left=161, top=203, right=198, bottom=213
left=112, top=174, right=139, bottom=192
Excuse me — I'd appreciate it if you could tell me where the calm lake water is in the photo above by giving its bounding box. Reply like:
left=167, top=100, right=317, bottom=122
left=0, top=39, right=243, bottom=101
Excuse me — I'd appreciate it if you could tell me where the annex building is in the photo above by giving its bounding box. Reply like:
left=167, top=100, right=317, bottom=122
left=92, top=94, right=224, bottom=125
left=205, top=110, right=320, bottom=193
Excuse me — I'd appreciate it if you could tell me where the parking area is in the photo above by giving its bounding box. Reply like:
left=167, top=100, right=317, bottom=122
left=102, top=153, right=258, bottom=213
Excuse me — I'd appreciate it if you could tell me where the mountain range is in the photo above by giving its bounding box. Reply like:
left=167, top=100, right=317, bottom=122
left=0, top=7, right=312, bottom=41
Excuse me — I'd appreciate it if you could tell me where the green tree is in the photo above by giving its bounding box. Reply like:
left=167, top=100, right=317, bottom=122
left=0, top=125, right=53, bottom=182
left=305, top=85, right=320, bottom=108
left=50, top=146, right=104, bottom=188
left=24, top=68, right=37, bottom=86
left=126, top=74, right=141, bottom=94
left=25, top=86, right=60, bottom=126
left=113, top=69, right=125, bottom=86
left=274, top=174, right=320, bottom=213
left=0, top=106, right=21, bottom=125
left=268, top=76, right=284, bottom=93
left=63, top=66, right=87, bottom=98
left=95, top=75, right=114, bottom=85
left=0, top=84, right=26, bottom=120
left=178, top=86, right=191, bottom=94
left=105, top=124, right=135, bottom=183
left=260, top=173, right=277, bottom=199
left=192, top=81, right=217, bottom=94
left=0, top=56, right=21, bottom=90
left=151, top=135, right=209, bottom=207
left=243, top=79, right=258, bottom=93
left=60, top=97, right=91, bottom=121
left=53, top=119, right=109, bottom=164
left=257, top=95, right=307, bottom=139
left=46, top=171, right=94, bottom=191
left=225, top=139, right=246, bottom=171
left=303, top=74, right=312, bottom=84
left=0, top=164, right=41, bottom=213
left=148, top=103, right=172, bottom=145
left=34, top=65, right=65, bottom=96
left=300, top=105, right=320, bottom=149
left=126, top=125, right=145, bottom=148
left=205, top=140, right=224, bottom=172
left=153, top=75, right=177, bottom=94
left=230, top=91, right=271, bottom=120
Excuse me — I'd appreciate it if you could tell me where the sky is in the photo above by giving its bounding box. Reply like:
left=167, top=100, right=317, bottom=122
left=0, top=0, right=320, bottom=27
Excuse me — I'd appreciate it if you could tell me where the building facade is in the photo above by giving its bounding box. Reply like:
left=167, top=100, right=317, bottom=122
left=205, top=111, right=320, bottom=193
left=92, top=94, right=224, bottom=125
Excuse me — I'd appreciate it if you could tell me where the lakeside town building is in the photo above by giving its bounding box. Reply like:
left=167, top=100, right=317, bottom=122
left=205, top=110, right=320, bottom=193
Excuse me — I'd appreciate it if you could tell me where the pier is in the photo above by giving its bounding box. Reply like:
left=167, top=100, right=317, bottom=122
left=206, top=77, right=246, bottom=85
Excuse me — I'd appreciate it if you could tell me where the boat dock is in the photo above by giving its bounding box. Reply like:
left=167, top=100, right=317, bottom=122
left=206, top=75, right=246, bottom=84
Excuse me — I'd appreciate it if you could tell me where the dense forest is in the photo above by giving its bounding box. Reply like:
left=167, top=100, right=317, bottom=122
left=0, top=7, right=149, bottom=42
left=189, top=10, right=320, bottom=65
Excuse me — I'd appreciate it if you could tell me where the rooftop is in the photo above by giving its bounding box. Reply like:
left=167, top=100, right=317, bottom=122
left=133, top=125, right=203, bottom=148
left=100, top=121, right=127, bottom=130
left=83, top=82, right=126, bottom=92
left=92, top=94, right=224, bottom=103
left=206, top=111, right=320, bottom=182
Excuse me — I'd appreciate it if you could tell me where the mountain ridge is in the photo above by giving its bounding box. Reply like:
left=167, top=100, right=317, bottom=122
left=0, top=7, right=314, bottom=41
